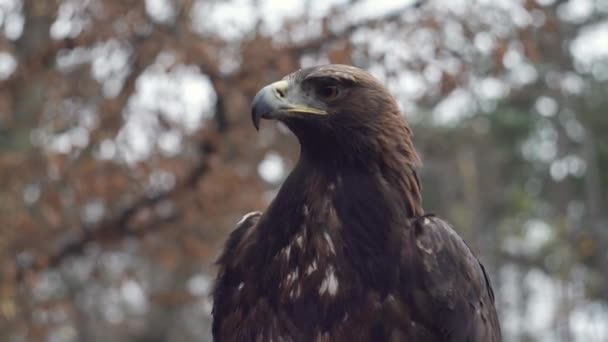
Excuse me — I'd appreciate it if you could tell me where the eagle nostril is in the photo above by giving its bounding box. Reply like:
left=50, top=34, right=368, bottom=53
left=274, top=87, right=285, bottom=98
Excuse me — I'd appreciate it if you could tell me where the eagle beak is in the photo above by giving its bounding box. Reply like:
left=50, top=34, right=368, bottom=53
left=251, top=80, right=327, bottom=130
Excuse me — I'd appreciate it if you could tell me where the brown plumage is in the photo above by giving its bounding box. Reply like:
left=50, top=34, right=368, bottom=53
left=212, top=64, right=501, bottom=341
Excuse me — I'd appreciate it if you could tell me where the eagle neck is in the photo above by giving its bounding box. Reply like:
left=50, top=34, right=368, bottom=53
left=297, top=137, right=424, bottom=219
left=250, top=146, right=423, bottom=297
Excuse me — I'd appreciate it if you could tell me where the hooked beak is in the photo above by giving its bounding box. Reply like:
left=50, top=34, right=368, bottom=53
left=251, top=80, right=327, bottom=130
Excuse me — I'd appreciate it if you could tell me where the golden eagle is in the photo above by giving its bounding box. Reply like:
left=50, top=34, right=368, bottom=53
left=212, top=65, right=501, bottom=341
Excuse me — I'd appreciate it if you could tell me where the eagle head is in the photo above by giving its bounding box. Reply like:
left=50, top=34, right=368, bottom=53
left=251, top=64, right=420, bottom=167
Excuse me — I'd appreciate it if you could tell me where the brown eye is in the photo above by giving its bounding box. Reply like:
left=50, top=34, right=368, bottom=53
left=316, top=86, right=341, bottom=101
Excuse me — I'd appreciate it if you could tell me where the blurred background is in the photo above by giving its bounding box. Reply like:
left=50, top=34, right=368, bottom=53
left=0, top=0, right=606, bottom=341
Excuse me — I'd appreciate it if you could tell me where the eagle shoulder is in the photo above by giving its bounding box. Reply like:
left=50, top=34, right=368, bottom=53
left=407, top=215, right=501, bottom=342
left=215, top=211, right=261, bottom=266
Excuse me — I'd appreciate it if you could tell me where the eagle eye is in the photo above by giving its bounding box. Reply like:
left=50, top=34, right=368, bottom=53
left=315, top=85, right=341, bottom=101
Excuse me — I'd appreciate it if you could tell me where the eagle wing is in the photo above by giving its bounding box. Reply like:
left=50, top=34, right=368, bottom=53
left=212, top=212, right=301, bottom=341
left=403, top=215, right=501, bottom=341
left=212, top=211, right=260, bottom=341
